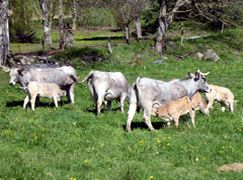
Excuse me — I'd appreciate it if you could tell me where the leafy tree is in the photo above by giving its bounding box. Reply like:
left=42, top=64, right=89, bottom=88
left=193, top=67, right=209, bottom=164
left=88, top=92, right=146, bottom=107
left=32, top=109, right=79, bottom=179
left=9, top=0, right=36, bottom=43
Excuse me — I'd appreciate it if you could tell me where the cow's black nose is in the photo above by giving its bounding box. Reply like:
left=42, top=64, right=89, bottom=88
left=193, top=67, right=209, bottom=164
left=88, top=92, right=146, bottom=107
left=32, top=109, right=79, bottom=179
left=9, top=83, right=14, bottom=85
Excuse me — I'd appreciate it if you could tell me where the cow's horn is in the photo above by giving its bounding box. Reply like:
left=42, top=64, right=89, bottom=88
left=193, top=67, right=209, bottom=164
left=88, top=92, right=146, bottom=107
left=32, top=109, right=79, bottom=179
left=197, top=69, right=209, bottom=76
left=201, top=72, right=210, bottom=76
left=0, top=65, right=10, bottom=72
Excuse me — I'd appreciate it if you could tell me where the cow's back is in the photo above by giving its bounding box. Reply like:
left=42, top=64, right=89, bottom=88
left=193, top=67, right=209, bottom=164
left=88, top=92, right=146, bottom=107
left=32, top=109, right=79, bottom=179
left=135, top=77, right=187, bottom=108
left=22, top=66, right=76, bottom=87
left=209, top=85, right=234, bottom=101
left=28, top=81, right=61, bottom=99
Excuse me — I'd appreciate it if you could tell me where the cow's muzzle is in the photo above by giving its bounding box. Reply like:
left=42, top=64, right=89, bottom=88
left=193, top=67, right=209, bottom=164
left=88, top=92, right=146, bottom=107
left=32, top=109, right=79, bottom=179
left=9, top=82, right=15, bottom=85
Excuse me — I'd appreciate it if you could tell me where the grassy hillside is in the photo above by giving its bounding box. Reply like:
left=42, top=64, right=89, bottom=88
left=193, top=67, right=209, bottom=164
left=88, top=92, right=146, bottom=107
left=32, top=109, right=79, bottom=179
left=1, top=27, right=243, bottom=179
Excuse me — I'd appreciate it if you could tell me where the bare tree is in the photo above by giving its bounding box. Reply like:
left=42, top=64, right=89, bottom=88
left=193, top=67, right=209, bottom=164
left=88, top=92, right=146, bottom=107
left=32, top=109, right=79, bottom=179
left=191, top=0, right=243, bottom=31
left=0, top=0, right=9, bottom=65
left=41, top=0, right=58, bottom=48
left=155, top=0, right=190, bottom=54
left=72, top=0, right=77, bottom=30
left=42, top=0, right=52, bottom=47
left=112, top=0, right=147, bottom=44
left=155, top=0, right=243, bottom=54
left=59, top=0, right=64, bottom=50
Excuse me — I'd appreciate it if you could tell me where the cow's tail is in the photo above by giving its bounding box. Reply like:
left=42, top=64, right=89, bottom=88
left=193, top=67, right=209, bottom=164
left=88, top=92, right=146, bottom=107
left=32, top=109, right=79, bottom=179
left=79, top=71, right=95, bottom=84
left=70, top=71, right=95, bottom=84
left=133, top=77, right=141, bottom=113
left=126, top=77, right=140, bottom=132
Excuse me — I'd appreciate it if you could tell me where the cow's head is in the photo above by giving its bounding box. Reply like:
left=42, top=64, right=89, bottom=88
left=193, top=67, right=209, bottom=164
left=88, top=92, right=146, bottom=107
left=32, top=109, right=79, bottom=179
left=9, top=67, right=25, bottom=85
left=188, top=69, right=211, bottom=93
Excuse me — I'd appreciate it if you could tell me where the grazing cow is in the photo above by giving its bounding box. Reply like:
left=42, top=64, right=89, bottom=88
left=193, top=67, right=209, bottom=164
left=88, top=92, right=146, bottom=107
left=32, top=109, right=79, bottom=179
left=151, top=96, right=196, bottom=128
left=20, top=81, right=66, bottom=110
left=2, top=64, right=78, bottom=104
left=205, top=84, right=236, bottom=112
left=79, top=71, right=137, bottom=118
left=126, top=70, right=210, bottom=132
left=191, top=93, right=210, bottom=115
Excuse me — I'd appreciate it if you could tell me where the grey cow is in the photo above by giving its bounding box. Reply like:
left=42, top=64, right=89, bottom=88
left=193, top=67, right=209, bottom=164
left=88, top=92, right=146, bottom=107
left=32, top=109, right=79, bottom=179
left=3, top=64, right=78, bottom=104
left=79, top=71, right=137, bottom=119
left=126, top=70, right=211, bottom=132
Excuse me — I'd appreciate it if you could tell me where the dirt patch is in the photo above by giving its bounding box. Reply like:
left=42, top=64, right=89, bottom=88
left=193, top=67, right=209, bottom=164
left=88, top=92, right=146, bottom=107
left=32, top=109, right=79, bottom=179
left=217, top=163, right=243, bottom=172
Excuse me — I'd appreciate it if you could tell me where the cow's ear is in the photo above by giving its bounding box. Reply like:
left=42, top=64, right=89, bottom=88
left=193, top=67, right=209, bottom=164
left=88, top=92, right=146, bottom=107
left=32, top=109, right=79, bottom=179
left=188, top=72, right=194, bottom=77
left=18, top=69, right=24, bottom=76
left=194, top=72, right=200, bottom=80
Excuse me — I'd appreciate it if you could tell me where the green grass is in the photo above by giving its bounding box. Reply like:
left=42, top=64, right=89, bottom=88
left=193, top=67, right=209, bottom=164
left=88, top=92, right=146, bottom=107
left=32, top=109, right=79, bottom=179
left=1, top=27, right=243, bottom=179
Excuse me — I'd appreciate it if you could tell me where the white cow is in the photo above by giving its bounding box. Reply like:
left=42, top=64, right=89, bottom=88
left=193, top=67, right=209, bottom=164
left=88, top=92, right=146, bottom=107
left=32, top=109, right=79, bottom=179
left=79, top=71, right=137, bottom=118
left=20, top=81, right=66, bottom=110
left=205, top=84, right=236, bottom=112
left=126, top=70, right=210, bottom=132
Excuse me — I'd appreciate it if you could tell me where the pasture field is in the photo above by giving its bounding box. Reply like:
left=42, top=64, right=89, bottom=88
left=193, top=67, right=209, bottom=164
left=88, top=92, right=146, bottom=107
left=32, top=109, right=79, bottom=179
left=1, top=28, right=243, bottom=179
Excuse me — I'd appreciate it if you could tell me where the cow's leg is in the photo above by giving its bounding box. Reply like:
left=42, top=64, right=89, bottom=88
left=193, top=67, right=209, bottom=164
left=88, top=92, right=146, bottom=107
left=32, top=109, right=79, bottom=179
left=87, top=81, right=96, bottom=105
left=107, top=101, right=112, bottom=111
left=67, top=84, right=75, bottom=104
left=143, top=108, right=155, bottom=131
left=97, top=97, right=104, bottom=114
left=119, top=93, right=126, bottom=113
left=96, top=91, right=106, bottom=114
left=229, top=101, right=234, bottom=112
left=220, top=102, right=226, bottom=112
left=23, top=95, right=29, bottom=109
left=30, top=94, right=37, bottom=111
left=35, top=96, right=40, bottom=107
left=53, top=95, right=58, bottom=108
left=94, top=84, right=106, bottom=114
left=126, top=103, right=137, bottom=132
left=173, top=116, right=179, bottom=128
left=206, top=95, right=215, bottom=109
left=190, top=110, right=196, bottom=128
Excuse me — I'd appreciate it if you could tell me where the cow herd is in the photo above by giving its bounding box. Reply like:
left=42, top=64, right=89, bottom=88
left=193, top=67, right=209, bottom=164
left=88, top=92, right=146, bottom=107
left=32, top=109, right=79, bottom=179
left=1, top=63, right=236, bottom=132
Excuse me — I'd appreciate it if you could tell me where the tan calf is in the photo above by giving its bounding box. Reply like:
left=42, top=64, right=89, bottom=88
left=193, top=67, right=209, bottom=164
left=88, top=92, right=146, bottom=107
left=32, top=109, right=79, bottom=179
left=205, top=85, right=235, bottom=112
left=191, top=93, right=210, bottom=115
left=21, top=81, right=66, bottom=110
left=151, top=96, right=195, bottom=128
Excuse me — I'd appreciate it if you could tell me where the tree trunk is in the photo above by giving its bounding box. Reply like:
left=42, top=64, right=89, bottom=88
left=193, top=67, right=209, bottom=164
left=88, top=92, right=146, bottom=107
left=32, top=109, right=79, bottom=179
left=155, top=0, right=190, bottom=54
left=64, top=22, right=74, bottom=47
left=125, top=25, right=130, bottom=44
left=42, top=0, right=52, bottom=47
left=108, top=35, right=112, bottom=54
left=72, top=0, right=77, bottom=30
left=0, top=0, right=9, bottom=65
left=135, top=16, right=142, bottom=40
left=59, top=0, right=64, bottom=50
left=155, top=0, right=167, bottom=54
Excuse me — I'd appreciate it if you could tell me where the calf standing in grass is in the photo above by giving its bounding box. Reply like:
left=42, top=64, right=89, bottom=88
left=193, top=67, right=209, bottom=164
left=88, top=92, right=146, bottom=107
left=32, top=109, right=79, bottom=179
left=151, top=96, right=196, bottom=128
left=21, top=81, right=66, bottom=110
left=205, top=85, right=235, bottom=112
left=191, top=93, right=210, bottom=115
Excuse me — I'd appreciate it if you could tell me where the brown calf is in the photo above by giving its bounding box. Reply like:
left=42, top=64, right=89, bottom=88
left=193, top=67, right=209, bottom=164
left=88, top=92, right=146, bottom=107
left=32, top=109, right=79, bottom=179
left=21, top=81, right=66, bottom=110
left=151, top=96, right=195, bottom=128
left=205, top=85, right=235, bottom=112
left=191, top=93, right=210, bottom=115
